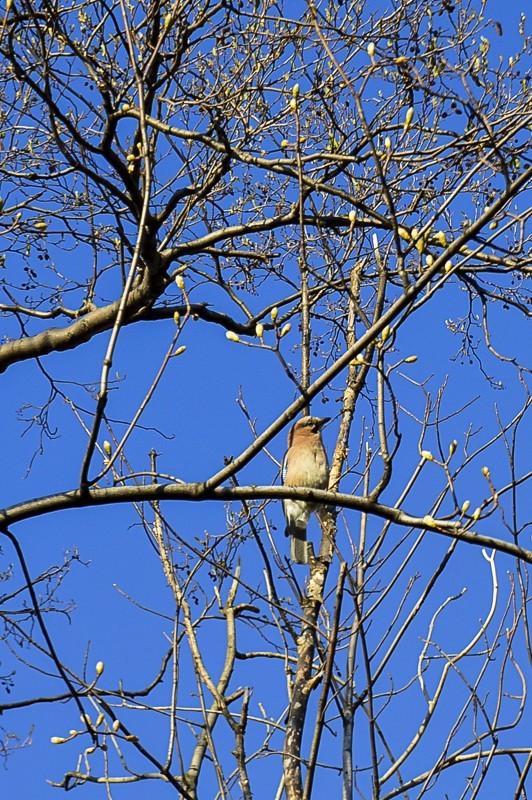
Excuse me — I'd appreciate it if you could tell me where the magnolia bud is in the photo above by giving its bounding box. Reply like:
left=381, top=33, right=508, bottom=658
left=404, top=355, right=418, bottom=363
left=103, top=441, right=112, bottom=456
left=289, top=97, right=297, bottom=111
left=125, top=734, right=139, bottom=743
left=226, top=331, right=240, bottom=342
left=444, top=260, right=453, bottom=272
left=397, top=226, right=410, bottom=241
left=384, top=136, right=392, bottom=149
left=449, top=440, right=458, bottom=456
left=85, top=746, right=96, bottom=754
left=255, top=323, right=264, bottom=338
left=481, top=466, right=490, bottom=477
left=95, top=713, right=105, bottom=728
left=280, top=323, right=291, bottom=337
left=173, top=345, right=186, bottom=356
left=381, top=325, right=390, bottom=343
left=422, top=515, right=436, bottom=528
left=175, top=274, right=185, bottom=290
left=270, top=307, right=279, bottom=323
left=461, top=500, right=470, bottom=514
left=403, top=106, right=414, bottom=131
left=51, top=737, right=66, bottom=745
left=281, top=139, right=289, bottom=148
left=291, top=83, right=300, bottom=98
left=34, top=220, right=48, bottom=230
left=348, top=209, right=356, bottom=224
left=472, top=507, right=481, bottom=521
left=434, top=231, right=447, bottom=247
left=421, top=450, right=433, bottom=461
left=425, top=254, right=434, bottom=266
left=367, top=42, right=375, bottom=57
left=112, top=719, right=120, bottom=732
left=173, top=311, right=180, bottom=325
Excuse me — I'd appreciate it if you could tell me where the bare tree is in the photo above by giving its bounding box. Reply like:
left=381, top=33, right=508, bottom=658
left=0, top=1, right=530, bottom=798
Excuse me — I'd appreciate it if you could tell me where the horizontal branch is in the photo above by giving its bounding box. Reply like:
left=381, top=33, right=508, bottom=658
left=0, top=483, right=529, bottom=564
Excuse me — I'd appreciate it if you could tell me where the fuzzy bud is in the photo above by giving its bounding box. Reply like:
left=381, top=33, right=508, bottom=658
left=291, top=83, right=300, bottom=98
left=403, top=106, right=414, bottom=131
left=449, top=440, right=458, bottom=456
left=422, top=515, right=436, bottom=528
left=175, top=274, right=185, bottom=290
left=281, top=139, right=289, bottom=148
left=367, top=42, right=375, bottom=57
left=112, top=719, right=120, bottom=732
left=289, top=97, right=297, bottom=111
left=270, top=307, right=279, bottom=323
left=103, top=441, right=112, bottom=456
left=173, top=310, right=180, bottom=325
left=255, top=323, right=264, bottom=339
left=404, top=355, right=418, bottom=363
left=421, top=450, right=434, bottom=461
left=280, top=323, right=291, bottom=337
left=226, top=331, right=240, bottom=343
left=472, top=507, right=481, bottom=521
left=348, top=209, right=356, bottom=224
left=85, top=746, right=96, bottom=754
left=481, top=466, right=490, bottom=478
left=173, top=345, right=186, bottom=356
left=384, top=136, right=392, bottom=150
left=50, top=737, right=67, bottom=745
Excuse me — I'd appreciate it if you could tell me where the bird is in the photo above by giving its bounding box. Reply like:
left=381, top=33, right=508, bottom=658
left=282, top=416, right=330, bottom=564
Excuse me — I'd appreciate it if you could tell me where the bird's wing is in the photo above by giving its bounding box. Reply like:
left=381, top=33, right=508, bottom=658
left=282, top=451, right=288, bottom=483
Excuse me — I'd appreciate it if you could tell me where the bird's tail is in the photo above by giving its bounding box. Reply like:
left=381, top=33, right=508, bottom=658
left=286, top=524, right=308, bottom=564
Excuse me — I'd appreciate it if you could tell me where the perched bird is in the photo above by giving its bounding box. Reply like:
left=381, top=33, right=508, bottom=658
left=282, top=416, right=330, bottom=564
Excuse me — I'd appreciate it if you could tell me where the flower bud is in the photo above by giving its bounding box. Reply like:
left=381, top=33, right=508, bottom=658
left=280, top=323, right=291, bottom=337
left=291, top=83, right=300, bottom=98
left=95, top=661, right=104, bottom=675
left=403, top=106, right=414, bottom=131
left=421, top=450, right=433, bottom=461
left=173, top=310, right=180, bottom=325
left=270, top=307, right=279, bottom=323
left=173, top=345, right=186, bottom=356
left=384, top=136, right=392, bottom=150
left=404, top=355, right=418, bottom=363
left=85, top=746, right=96, bottom=754
left=95, top=713, right=105, bottom=728
left=422, top=515, right=436, bottom=528
left=289, top=97, right=297, bottom=111
left=367, top=42, right=375, bottom=57
left=125, top=734, right=139, bottom=743
left=281, top=139, right=289, bottom=149
left=112, top=719, right=120, bottom=732
left=461, top=500, right=470, bottom=514
left=449, top=440, right=457, bottom=456
left=481, top=466, right=490, bottom=477
left=348, top=209, right=356, bottom=224
left=103, top=441, right=112, bottom=456
left=472, top=507, right=481, bottom=521
left=226, top=331, right=240, bottom=342
left=175, top=274, right=185, bottom=290
left=50, top=737, right=67, bottom=745
left=255, top=323, right=264, bottom=338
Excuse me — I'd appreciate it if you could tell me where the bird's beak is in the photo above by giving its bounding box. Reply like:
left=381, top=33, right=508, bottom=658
left=318, top=417, right=331, bottom=427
